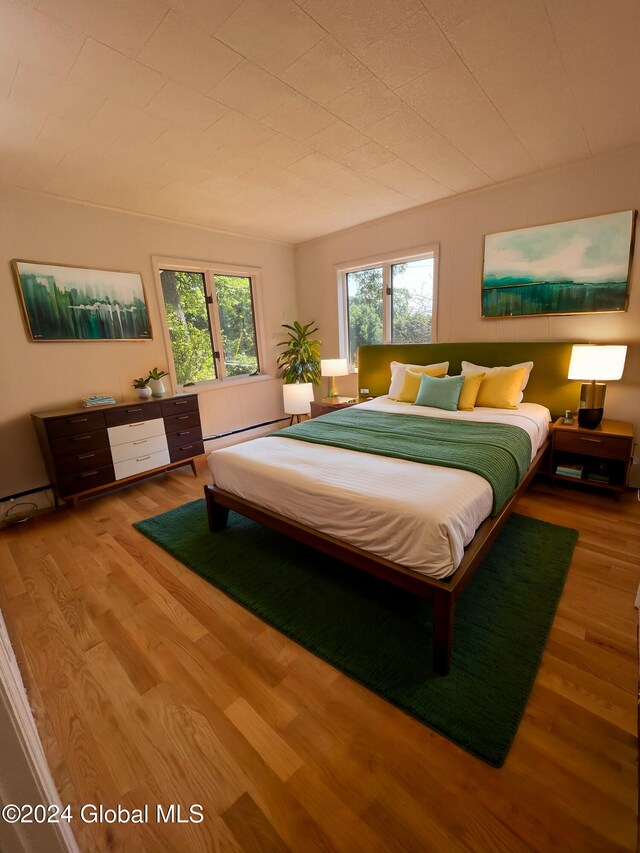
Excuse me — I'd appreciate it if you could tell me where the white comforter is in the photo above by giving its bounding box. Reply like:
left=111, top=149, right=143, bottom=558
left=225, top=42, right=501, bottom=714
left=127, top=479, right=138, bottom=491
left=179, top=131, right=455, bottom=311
left=207, top=399, right=550, bottom=579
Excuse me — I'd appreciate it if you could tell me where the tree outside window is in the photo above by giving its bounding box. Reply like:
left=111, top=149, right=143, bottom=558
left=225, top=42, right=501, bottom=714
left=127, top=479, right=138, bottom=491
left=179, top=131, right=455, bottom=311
left=345, top=255, right=434, bottom=366
left=160, top=267, right=260, bottom=386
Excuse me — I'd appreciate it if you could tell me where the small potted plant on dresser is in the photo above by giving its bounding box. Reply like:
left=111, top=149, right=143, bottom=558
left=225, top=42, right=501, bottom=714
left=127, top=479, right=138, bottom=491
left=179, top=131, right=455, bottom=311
left=147, top=367, right=168, bottom=397
left=132, top=377, right=152, bottom=398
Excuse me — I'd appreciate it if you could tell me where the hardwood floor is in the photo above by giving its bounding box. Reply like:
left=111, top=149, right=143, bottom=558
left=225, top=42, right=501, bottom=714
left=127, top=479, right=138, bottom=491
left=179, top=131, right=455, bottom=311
left=1, top=463, right=638, bottom=852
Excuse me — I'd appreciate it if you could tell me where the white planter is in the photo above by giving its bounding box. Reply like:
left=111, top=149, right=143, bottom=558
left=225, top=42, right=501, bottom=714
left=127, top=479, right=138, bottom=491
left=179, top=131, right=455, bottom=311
left=135, top=386, right=152, bottom=399
left=148, top=378, right=166, bottom=397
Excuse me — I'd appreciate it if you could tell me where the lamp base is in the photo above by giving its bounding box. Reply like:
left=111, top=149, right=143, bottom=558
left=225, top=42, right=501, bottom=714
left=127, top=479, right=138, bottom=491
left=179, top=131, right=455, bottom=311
left=579, top=381, right=606, bottom=409
left=577, top=407, right=604, bottom=430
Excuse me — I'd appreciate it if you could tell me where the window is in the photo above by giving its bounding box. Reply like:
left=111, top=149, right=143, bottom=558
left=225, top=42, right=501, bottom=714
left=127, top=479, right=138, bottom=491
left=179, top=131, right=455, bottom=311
left=157, top=261, right=262, bottom=387
left=342, top=252, right=436, bottom=366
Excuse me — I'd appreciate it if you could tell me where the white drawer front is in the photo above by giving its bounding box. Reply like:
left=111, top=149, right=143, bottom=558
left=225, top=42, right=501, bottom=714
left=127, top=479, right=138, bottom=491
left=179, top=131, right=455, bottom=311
left=110, top=433, right=168, bottom=464
left=108, top=417, right=165, bottom=446
left=114, top=448, right=170, bottom=480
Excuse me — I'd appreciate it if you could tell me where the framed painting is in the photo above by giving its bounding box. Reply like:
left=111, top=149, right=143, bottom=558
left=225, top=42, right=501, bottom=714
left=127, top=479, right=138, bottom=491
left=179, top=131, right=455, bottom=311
left=481, top=210, right=636, bottom=318
left=12, top=259, right=153, bottom=342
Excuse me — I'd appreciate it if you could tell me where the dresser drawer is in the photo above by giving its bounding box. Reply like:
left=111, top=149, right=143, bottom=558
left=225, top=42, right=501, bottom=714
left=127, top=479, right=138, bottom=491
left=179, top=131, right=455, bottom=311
left=55, top=446, right=114, bottom=477
left=108, top=417, right=165, bottom=447
left=164, top=410, right=201, bottom=433
left=51, top=429, right=109, bottom=459
left=104, top=402, right=162, bottom=427
left=554, top=430, right=632, bottom=460
left=46, top=410, right=106, bottom=439
left=114, top=448, right=170, bottom=480
left=161, top=395, right=198, bottom=416
left=110, top=433, right=168, bottom=464
left=169, top=440, right=205, bottom=463
left=166, top=425, right=203, bottom=447
left=59, top=464, right=116, bottom=496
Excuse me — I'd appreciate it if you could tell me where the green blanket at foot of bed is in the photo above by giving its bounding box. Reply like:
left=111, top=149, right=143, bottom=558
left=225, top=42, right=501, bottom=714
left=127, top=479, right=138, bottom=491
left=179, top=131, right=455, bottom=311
left=274, top=408, right=532, bottom=515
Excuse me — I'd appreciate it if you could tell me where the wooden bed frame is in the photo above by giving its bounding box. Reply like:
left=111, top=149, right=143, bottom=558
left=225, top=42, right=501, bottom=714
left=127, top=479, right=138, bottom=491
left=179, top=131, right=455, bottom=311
left=204, top=342, right=580, bottom=676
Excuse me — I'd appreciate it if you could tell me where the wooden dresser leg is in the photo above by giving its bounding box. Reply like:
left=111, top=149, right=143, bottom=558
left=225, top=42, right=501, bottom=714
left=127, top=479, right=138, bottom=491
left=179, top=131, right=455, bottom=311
left=190, top=459, right=198, bottom=477
left=432, top=592, right=454, bottom=676
left=204, top=485, right=229, bottom=531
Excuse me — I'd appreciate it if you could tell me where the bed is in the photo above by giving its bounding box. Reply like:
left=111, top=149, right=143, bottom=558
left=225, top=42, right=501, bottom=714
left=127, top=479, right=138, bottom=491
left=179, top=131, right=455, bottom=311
left=204, top=342, right=579, bottom=675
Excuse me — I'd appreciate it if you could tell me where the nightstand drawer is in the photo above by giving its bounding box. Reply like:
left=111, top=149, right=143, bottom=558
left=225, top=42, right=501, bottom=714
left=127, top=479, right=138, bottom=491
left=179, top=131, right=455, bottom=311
left=554, top=430, right=631, bottom=460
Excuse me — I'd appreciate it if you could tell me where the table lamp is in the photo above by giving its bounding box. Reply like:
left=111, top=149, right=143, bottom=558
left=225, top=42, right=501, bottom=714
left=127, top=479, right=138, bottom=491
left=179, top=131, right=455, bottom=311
left=321, top=358, right=349, bottom=398
left=567, top=344, right=627, bottom=429
left=282, top=382, right=314, bottom=424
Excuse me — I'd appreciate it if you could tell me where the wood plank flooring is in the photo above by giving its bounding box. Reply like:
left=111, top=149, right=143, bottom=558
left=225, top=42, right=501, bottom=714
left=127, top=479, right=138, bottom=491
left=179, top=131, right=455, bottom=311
left=1, top=463, right=638, bottom=852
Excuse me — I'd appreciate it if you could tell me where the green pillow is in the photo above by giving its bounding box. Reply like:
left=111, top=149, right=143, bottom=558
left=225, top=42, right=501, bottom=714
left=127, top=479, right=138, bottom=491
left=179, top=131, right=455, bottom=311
left=413, top=374, right=464, bottom=411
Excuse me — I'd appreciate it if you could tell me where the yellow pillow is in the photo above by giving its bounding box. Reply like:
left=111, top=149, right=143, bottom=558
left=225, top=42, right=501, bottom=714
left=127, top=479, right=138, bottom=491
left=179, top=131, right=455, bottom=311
left=475, top=368, right=526, bottom=409
left=396, top=366, right=448, bottom=403
left=389, top=361, right=449, bottom=398
left=457, top=372, right=485, bottom=411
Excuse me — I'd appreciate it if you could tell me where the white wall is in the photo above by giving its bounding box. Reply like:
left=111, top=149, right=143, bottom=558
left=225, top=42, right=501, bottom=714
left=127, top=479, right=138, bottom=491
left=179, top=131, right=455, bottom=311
left=0, top=186, right=297, bottom=497
left=296, top=144, right=640, bottom=441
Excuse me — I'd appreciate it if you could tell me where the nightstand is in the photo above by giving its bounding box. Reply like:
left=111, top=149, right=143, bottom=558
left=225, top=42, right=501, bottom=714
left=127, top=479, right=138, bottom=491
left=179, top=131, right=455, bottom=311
left=549, top=417, right=634, bottom=497
left=310, top=396, right=359, bottom=418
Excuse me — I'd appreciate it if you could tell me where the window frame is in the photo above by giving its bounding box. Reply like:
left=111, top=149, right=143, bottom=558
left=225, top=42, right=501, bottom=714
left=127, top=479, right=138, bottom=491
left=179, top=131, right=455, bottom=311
left=152, top=255, right=268, bottom=392
left=336, top=244, right=439, bottom=369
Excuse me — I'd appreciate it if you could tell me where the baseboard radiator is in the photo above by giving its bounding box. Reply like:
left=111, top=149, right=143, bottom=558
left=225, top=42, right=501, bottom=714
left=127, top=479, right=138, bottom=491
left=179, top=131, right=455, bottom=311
left=204, top=417, right=288, bottom=443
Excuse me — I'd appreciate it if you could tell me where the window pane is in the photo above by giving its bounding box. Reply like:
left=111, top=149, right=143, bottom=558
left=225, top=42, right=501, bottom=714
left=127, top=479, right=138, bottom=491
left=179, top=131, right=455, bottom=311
left=160, top=269, right=217, bottom=385
left=391, top=258, right=434, bottom=344
left=214, top=275, right=259, bottom=377
left=346, top=267, right=383, bottom=365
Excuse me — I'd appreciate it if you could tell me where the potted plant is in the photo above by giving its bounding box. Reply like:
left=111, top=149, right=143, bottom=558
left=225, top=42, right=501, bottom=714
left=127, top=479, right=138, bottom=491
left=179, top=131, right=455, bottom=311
left=132, top=377, right=152, bottom=399
left=277, top=321, right=321, bottom=384
left=147, top=367, right=168, bottom=397
left=277, top=321, right=321, bottom=420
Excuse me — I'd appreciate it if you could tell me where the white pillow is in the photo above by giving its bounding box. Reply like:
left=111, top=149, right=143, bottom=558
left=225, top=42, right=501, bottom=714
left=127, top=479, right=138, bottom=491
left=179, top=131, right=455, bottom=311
left=388, top=360, right=449, bottom=399
left=461, top=360, right=534, bottom=404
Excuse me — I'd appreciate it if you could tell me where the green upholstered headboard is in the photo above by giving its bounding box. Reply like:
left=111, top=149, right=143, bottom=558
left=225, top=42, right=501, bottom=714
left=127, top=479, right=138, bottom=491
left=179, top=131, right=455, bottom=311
left=358, top=342, right=580, bottom=418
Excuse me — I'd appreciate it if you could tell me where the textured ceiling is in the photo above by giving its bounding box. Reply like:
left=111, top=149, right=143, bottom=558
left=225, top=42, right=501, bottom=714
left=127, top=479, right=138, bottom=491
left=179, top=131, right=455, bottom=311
left=1, top=0, right=639, bottom=243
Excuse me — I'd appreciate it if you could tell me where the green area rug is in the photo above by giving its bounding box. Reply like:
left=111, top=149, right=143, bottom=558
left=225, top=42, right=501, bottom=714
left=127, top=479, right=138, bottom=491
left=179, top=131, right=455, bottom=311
left=133, top=501, right=577, bottom=766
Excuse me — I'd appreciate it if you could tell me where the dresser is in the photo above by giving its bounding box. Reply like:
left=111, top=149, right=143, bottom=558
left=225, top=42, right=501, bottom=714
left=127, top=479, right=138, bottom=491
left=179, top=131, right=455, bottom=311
left=32, top=394, right=205, bottom=508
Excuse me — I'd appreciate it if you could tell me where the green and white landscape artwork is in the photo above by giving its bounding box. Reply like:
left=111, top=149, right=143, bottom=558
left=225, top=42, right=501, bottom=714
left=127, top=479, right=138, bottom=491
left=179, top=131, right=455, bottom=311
left=14, top=261, right=151, bottom=341
left=482, top=210, right=634, bottom=317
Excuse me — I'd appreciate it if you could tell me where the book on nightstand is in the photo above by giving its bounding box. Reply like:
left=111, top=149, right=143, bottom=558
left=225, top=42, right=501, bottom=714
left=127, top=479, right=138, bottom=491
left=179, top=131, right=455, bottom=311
left=555, top=463, right=584, bottom=478
left=587, top=472, right=610, bottom=483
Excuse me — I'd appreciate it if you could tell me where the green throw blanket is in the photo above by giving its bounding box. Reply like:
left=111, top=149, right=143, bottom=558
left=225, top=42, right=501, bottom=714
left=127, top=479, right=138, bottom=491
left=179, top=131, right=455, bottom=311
left=274, top=408, right=532, bottom=515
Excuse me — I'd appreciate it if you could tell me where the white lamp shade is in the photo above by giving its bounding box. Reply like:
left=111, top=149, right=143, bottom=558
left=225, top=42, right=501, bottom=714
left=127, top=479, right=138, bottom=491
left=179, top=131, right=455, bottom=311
left=321, top=358, right=349, bottom=377
left=568, top=345, right=627, bottom=381
left=282, top=382, right=313, bottom=415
